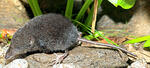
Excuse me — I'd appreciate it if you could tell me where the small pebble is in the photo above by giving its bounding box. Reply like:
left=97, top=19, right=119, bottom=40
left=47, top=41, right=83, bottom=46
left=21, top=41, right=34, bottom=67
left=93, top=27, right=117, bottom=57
left=0, top=64, right=2, bottom=68
left=128, top=59, right=147, bottom=68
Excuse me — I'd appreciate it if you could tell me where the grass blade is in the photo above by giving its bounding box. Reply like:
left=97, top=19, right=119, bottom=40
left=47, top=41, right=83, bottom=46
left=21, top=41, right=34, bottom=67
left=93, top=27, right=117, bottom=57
left=27, top=0, right=37, bottom=16
left=65, top=0, right=74, bottom=19
left=32, top=0, right=42, bottom=16
left=27, top=0, right=42, bottom=16
left=75, top=0, right=93, bottom=21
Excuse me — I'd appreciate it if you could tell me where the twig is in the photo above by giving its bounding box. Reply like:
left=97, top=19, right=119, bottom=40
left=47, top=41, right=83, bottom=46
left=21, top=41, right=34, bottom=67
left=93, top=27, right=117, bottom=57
left=91, top=0, right=98, bottom=33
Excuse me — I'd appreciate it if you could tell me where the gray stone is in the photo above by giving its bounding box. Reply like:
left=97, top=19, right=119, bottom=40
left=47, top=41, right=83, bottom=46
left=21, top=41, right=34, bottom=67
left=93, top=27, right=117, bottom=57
left=25, top=46, right=128, bottom=68
left=0, top=0, right=29, bottom=29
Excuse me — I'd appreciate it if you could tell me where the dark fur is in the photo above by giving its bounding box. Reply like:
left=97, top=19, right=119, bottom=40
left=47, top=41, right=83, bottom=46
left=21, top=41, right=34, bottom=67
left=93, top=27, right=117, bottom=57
left=5, top=13, right=79, bottom=59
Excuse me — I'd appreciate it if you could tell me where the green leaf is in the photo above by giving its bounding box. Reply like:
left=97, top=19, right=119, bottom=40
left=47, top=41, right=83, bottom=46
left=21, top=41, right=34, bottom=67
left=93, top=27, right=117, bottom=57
left=143, top=39, right=150, bottom=47
left=83, top=31, right=103, bottom=40
left=65, top=0, right=74, bottom=19
left=108, top=0, right=119, bottom=7
left=84, top=35, right=94, bottom=40
left=124, top=35, right=150, bottom=44
left=108, top=0, right=136, bottom=9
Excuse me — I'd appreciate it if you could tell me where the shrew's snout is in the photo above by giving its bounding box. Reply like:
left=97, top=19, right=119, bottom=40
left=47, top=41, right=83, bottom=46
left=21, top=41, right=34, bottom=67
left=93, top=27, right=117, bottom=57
left=5, top=48, right=13, bottom=60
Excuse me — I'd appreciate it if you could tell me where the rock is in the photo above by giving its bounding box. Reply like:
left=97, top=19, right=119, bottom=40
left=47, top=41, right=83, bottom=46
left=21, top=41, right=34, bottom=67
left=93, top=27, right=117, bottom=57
left=0, top=0, right=29, bottom=29
left=128, top=59, right=148, bottom=68
left=3, top=59, right=28, bottom=68
left=96, top=15, right=128, bottom=37
left=0, top=44, right=9, bottom=66
left=97, top=0, right=150, bottom=37
left=127, top=0, right=150, bottom=37
left=25, top=46, right=128, bottom=68
left=97, top=15, right=126, bottom=30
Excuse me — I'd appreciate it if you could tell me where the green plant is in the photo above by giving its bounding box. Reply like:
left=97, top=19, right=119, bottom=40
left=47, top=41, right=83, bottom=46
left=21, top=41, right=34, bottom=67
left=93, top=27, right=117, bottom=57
left=124, top=36, right=150, bottom=48
left=72, top=20, right=119, bottom=46
left=71, top=0, right=135, bottom=46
